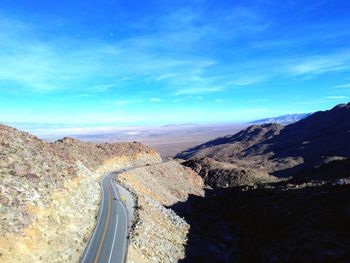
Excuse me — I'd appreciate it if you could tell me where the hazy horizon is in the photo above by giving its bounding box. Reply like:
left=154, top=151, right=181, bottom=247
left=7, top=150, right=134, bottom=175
left=0, top=105, right=343, bottom=140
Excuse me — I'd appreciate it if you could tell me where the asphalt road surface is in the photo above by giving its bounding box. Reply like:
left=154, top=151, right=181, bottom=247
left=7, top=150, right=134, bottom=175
left=81, top=171, right=128, bottom=263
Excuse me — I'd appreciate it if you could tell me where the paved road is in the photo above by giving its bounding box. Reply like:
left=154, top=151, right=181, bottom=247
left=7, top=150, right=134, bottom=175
left=81, top=171, right=129, bottom=263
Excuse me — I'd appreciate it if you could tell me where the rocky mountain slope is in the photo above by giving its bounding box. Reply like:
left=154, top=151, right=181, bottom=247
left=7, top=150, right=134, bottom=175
left=178, top=103, right=350, bottom=183
left=115, top=161, right=204, bottom=263
left=183, top=157, right=278, bottom=188
left=171, top=161, right=350, bottom=262
left=173, top=103, right=350, bottom=262
left=177, top=123, right=283, bottom=161
left=0, top=124, right=161, bottom=263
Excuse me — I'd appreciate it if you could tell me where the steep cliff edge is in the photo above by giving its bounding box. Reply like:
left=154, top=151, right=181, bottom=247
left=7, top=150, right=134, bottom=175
left=0, top=124, right=161, bottom=263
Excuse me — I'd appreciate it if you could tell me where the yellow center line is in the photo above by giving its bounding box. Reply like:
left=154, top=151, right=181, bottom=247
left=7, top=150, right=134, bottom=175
left=93, top=181, right=112, bottom=263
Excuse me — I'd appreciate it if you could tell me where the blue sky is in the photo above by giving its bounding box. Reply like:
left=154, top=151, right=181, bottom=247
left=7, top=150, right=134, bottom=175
left=1, top=0, right=350, bottom=125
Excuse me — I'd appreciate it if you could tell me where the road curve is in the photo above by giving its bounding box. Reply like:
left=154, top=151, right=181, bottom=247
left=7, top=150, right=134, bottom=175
left=81, top=171, right=129, bottom=263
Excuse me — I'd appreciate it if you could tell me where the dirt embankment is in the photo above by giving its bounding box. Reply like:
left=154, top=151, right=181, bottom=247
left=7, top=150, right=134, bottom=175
left=0, top=124, right=161, bottom=263
left=115, top=161, right=204, bottom=263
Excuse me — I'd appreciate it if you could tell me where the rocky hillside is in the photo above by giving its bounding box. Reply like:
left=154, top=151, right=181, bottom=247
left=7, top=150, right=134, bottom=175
left=183, top=157, right=278, bottom=188
left=115, top=161, right=204, bottom=263
left=0, top=124, right=161, bottom=263
left=177, top=123, right=283, bottom=161
left=171, top=157, right=350, bottom=262
left=172, top=103, right=350, bottom=262
left=178, top=103, right=350, bottom=184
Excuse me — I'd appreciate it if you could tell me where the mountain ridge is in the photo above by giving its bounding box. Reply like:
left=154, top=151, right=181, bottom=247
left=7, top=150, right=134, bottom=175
left=178, top=102, right=350, bottom=181
left=250, top=113, right=311, bottom=125
left=171, top=103, right=350, bottom=262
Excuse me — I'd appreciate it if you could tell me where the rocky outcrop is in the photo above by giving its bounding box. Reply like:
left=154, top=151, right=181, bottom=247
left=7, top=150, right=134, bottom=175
left=183, top=157, right=278, bottom=188
left=0, top=124, right=161, bottom=263
left=115, top=161, right=204, bottom=263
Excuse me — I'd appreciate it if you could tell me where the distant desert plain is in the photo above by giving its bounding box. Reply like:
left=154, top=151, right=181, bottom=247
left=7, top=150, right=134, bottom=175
left=7, top=122, right=248, bottom=157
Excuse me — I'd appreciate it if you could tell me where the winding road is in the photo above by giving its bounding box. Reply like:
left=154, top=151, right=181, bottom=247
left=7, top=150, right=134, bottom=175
left=81, top=171, right=129, bottom=263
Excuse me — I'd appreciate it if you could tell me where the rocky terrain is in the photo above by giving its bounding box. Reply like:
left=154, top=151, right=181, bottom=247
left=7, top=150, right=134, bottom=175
left=171, top=161, right=350, bottom=262
left=178, top=123, right=284, bottom=186
left=115, top=161, right=204, bottom=263
left=183, top=157, right=278, bottom=188
left=178, top=103, right=350, bottom=182
left=173, top=103, right=350, bottom=262
left=0, top=124, right=161, bottom=263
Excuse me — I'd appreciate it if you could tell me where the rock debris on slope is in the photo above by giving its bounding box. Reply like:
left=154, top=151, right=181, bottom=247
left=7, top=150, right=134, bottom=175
left=115, top=161, right=204, bottom=263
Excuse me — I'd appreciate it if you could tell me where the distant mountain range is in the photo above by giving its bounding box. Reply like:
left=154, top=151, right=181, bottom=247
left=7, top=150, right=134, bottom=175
left=250, top=113, right=311, bottom=125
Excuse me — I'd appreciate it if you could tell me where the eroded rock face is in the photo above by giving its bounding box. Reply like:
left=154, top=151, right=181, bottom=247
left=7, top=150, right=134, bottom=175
left=0, top=124, right=161, bottom=263
left=115, top=161, right=204, bottom=263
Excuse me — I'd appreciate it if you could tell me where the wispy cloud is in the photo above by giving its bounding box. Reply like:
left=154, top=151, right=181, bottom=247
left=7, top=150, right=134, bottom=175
left=228, top=75, right=267, bottom=86
left=0, top=4, right=272, bottom=98
left=154, top=73, right=180, bottom=81
left=334, top=83, right=350, bottom=89
left=0, top=13, right=221, bottom=95
left=4, top=5, right=341, bottom=100
left=325, top=96, right=348, bottom=100
left=286, top=56, right=348, bottom=76
left=252, top=24, right=350, bottom=50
